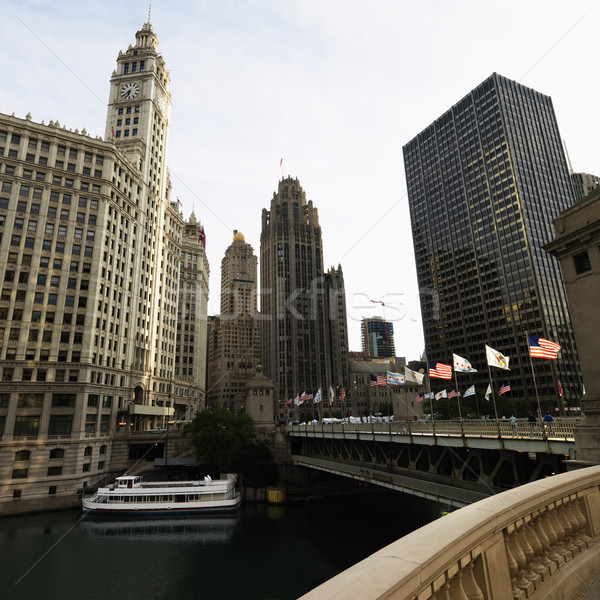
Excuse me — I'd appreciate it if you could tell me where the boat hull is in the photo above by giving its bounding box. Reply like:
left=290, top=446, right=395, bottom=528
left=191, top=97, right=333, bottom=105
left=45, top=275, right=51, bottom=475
left=82, top=494, right=242, bottom=518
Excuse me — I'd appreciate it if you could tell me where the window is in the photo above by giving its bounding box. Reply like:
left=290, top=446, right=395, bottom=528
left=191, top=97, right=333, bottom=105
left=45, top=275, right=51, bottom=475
left=51, top=393, right=75, bottom=407
left=82, top=463, right=91, bottom=472
left=12, top=469, right=28, bottom=479
left=48, top=415, right=72, bottom=435
left=102, top=396, right=113, bottom=408
left=88, top=395, right=99, bottom=407
left=49, top=448, right=65, bottom=459
left=100, top=414, right=111, bottom=433
left=13, top=416, right=40, bottom=437
left=47, top=466, right=62, bottom=476
left=15, top=450, right=31, bottom=461
left=84, top=446, right=93, bottom=456
left=85, top=414, right=96, bottom=433
left=574, top=251, right=592, bottom=274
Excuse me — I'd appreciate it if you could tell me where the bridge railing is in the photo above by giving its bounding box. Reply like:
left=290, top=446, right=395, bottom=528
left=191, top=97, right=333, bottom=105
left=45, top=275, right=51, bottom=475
left=299, top=465, right=600, bottom=600
left=287, top=418, right=581, bottom=441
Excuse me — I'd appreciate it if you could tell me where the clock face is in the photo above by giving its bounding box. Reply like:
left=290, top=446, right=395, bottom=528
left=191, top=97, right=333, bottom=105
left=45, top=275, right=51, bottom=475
left=156, top=91, right=167, bottom=114
left=120, top=82, right=140, bottom=100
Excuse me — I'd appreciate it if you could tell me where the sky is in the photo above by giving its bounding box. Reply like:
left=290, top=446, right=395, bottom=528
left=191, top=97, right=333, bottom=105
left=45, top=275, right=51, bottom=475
left=1, top=0, right=598, bottom=359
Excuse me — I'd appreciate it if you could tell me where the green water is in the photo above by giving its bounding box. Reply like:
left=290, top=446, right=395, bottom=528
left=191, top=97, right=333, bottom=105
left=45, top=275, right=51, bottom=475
left=2, top=491, right=438, bottom=600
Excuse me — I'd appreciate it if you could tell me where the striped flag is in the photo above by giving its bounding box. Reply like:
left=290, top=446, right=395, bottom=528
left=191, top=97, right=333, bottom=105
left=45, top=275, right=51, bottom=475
left=528, top=335, right=561, bottom=359
left=557, top=380, right=563, bottom=397
left=370, top=374, right=387, bottom=386
left=414, top=393, right=424, bottom=403
left=339, top=388, right=346, bottom=402
left=448, top=389, right=460, bottom=399
left=498, top=382, right=511, bottom=395
left=428, top=361, right=452, bottom=380
left=386, top=371, right=405, bottom=385
left=463, top=385, right=475, bottom=398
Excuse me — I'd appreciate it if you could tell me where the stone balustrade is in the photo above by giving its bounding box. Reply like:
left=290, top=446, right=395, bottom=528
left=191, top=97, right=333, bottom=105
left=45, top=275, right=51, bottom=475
left=299, top=465, right=600, bottom=600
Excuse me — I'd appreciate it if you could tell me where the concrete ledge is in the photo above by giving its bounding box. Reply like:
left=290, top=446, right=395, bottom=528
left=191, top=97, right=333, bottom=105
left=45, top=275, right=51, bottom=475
left=299, top=465, right=600, bottom=600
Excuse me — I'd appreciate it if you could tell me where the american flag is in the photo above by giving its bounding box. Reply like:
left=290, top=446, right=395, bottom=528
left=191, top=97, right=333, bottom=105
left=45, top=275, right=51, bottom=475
left=339, top=388, right=346, bottom=402
left=414, top=393, right=424, bottom=403
left=557, top=380, right=563, bottom=397
left=370, top=374, right=387, bottom=386
left=448, top=389, right=460, bottom=399
left=428, top=361, right=452, bottom=380
left=498, top=382, right=511, bottom=395
left=528, top=335, right=561, bottom=359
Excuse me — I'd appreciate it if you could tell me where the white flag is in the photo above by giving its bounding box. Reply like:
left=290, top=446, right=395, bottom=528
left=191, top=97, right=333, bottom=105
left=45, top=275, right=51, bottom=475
left=453, top=353, right=478, bottom=373
left=485, top=345, right=510, bottom=370
left=435, top=389, right=448, bottom=400
left=485, top=384, right=492, bottom=400
left=404, top=366, right=425, bottom=385
left=328, top=386, right=335, bottom=403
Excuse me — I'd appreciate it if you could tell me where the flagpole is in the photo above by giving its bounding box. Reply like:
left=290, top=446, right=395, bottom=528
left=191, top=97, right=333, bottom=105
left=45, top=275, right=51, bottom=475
left=452, top=361, right=465, bottom=435
left=525, top=331, right=544, bottom=436
left=425, top=362, right=435, bottom=434
left=485, top=343, right=501, bottom=438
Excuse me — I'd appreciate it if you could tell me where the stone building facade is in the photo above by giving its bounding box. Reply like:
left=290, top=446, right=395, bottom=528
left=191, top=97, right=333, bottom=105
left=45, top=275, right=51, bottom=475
left=206, top=231, right=261, bottom=411
left=0, top=19, right=208, bottom=513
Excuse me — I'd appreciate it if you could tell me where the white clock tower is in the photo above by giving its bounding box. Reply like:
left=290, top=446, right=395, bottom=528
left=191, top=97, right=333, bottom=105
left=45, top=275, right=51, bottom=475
left=105, top=17, right=171, bottom=200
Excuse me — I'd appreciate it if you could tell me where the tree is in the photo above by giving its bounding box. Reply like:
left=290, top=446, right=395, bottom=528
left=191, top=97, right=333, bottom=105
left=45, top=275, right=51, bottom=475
left=182, top=408, right=255, bottom=473
left=182, top=409, right=277, bottom=485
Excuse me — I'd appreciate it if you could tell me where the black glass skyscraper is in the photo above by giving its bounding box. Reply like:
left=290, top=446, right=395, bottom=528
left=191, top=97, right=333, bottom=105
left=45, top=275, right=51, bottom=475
left=403, top=73, right=581, bottom=410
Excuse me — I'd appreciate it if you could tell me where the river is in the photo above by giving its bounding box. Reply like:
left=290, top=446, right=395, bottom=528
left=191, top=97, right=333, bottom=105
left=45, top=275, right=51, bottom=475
left=2, top=490, right=439, bottom=600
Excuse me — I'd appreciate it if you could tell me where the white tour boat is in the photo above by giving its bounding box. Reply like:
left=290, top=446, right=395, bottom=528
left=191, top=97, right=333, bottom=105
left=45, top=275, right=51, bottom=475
left=82, top=474, right=242, bottom=517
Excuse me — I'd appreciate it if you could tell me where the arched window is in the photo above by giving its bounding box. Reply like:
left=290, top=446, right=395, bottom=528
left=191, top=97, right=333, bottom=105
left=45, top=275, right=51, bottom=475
left=84, top=446, right=93, bottom=457
left=49, top=448, right=65, bottom=459
left=99, top=445, right=107, bottom=455
left=14, top=450, right=31, bottom=461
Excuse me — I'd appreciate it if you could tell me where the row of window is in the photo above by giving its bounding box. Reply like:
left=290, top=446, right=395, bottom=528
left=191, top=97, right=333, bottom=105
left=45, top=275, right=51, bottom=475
left=1, top=413, right=112, bottom=438
left=14, top=445, right=106, bottom=461
left=12, top=462, right=105, bottom=479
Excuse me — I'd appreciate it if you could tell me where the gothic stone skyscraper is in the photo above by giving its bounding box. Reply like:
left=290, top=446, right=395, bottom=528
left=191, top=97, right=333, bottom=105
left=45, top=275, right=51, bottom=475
left=207, top=231, right=261, bottom=410
left=403, top=73, right=581, bottom=411
left=260, top=177, right=349, bottom=404
left=0, top=19, right=209, bottom=513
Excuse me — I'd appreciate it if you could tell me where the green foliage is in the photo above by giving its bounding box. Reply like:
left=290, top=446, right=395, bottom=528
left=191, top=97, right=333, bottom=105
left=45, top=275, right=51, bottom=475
left=182, top=408, right=255, bottom=472
left=182, top=408, right=277, bottom=485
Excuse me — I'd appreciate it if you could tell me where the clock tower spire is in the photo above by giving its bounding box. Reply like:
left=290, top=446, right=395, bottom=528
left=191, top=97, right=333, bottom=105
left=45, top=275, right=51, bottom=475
left=105, top=19, right=171, bottom=199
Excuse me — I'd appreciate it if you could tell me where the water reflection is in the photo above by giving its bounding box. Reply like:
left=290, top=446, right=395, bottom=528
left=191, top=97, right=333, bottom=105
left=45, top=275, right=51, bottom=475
left=78, top=514, right=240, bottom=544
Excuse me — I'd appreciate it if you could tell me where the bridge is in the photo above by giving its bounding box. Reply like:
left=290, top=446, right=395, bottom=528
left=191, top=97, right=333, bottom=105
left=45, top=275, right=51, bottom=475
left=286, top=419, right=579, bottom=507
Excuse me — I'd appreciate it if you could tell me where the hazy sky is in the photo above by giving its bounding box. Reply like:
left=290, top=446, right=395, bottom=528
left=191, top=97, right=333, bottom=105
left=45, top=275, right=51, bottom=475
left=1, top=1, right=597, bottom=358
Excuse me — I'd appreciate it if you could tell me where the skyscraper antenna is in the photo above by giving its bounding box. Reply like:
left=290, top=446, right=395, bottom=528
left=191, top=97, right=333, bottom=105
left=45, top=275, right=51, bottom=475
left=148, top=3, right=152, bottom=25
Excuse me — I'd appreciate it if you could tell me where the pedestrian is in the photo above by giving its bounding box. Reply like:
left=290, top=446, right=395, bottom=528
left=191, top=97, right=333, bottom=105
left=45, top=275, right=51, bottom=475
left=510, top=414, right=517, bottom=437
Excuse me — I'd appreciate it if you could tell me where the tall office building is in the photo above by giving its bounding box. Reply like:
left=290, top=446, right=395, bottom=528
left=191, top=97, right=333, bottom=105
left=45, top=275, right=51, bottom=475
left=0, top=19, right=209, bottom=513
left=206, top=230, right=261, bottom=411
left=260, top=177, right=349, bottom=402
left=403, top=73, right=581, bottom=410
left=361, top=317, right=395, bottom=358
left=571, top=172, right=600, bottom=201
